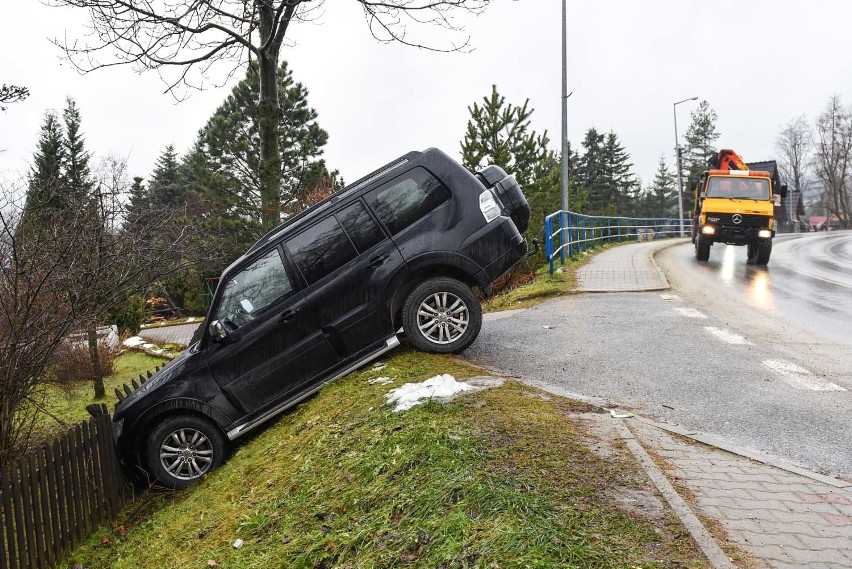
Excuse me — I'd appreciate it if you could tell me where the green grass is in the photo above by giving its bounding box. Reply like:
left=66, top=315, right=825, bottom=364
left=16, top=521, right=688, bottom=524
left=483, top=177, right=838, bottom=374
left=32, top=351, right=167, bottom=440
left=66, top=349, right=706, bottom=569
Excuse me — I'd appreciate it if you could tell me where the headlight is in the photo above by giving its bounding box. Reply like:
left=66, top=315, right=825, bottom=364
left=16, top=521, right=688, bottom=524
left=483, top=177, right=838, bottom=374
left=479, top=190, right=501, bottom=223
left=758, top=229, right=772, bottom=239
left=701, top=225, right=715, bottom=235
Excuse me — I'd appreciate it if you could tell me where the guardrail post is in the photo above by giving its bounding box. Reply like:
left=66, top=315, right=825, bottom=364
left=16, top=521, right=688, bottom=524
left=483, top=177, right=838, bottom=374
left=545, top=215, right=554, bottom=274
left=559, top=211, right=566, bottom=265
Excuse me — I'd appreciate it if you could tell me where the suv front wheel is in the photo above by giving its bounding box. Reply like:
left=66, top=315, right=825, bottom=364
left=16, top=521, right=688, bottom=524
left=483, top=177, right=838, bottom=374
left=402, top=277, right=482, bottom=354
left=144, top=414, right=228, bottom=489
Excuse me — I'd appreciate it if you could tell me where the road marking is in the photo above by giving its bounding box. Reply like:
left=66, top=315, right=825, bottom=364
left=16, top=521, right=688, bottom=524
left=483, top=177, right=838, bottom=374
left=675, top=307, right=706, bottom=319
left=704, top=327, right=753, bottom=345
left=660, top=294, right=681, bottom=301
left=761, top=359, right=846, bottom=391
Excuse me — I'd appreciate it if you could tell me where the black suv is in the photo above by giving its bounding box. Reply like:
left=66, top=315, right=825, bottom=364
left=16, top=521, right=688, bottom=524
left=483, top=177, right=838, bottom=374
left=113, top=148, right=529, bottom=488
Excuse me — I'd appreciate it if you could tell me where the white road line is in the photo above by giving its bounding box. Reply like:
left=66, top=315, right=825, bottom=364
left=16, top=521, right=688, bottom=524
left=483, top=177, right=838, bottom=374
left=761, top=359, right=846, bottom=391
left=660, top=294, right=681, bottom=301
left=675, top=307, right=706, bottom=319
left=704, top=327, right=754, bottom=345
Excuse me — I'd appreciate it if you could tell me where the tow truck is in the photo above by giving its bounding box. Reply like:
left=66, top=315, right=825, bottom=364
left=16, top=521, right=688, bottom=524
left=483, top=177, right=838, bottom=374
left=690, top=149, right=786, bottom=265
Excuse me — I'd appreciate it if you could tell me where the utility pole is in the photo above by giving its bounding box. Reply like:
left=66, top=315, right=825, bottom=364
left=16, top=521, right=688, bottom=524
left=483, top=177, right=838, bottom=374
left=673, top=97, right=698, bottom=237
left=560, top=0, right=570, bottom=262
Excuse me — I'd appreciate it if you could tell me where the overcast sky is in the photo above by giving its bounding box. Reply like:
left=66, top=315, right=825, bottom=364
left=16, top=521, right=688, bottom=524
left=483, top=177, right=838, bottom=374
left=3, top=1, right=852, bottom=196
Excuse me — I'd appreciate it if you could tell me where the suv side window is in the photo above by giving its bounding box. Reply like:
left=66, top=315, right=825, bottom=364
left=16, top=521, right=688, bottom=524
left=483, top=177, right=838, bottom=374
left=215, top=248, right=293, bottom=330
left=287, top=215, right=358, bottom=285
left=366, top=167, right=451, bottom=235
left=335, top=200, right=384, bottom=252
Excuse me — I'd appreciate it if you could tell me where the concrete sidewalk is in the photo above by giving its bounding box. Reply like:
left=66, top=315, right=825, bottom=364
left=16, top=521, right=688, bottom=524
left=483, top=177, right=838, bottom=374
left=570, top=239, right=852, bottom=568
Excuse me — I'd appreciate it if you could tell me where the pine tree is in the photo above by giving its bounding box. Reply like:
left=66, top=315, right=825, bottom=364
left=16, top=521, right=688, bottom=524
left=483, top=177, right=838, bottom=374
left=576, top=128, right=607, bottom=213
left=599, top=131, right=637, bottom=215
left=195, top=60, right=331, bottom=230
left=460, top=85, right=557, bottom=249
left=147, top=145, right=185, bottom=211
left=22, top=111, right=66, bottom=228
left=62, top=98, right=93, bottom=202
left=644, top=155, right=677, bottom=216
left=683, top=100, right=720, bottom=183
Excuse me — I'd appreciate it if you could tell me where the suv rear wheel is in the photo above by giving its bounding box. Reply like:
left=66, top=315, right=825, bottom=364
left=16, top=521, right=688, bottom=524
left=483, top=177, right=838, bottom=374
left=402, top=277, right=482, bottom=354
left=144, top=414, right=228, bottom=489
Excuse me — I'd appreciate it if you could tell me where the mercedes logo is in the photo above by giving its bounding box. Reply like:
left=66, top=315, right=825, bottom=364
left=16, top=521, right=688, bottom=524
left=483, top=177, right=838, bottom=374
left=732, top=214, right=743, bottom=224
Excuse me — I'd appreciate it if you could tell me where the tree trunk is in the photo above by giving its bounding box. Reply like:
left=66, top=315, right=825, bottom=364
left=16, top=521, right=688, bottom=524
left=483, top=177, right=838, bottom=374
left=88, top=326, right=105, bottom=399
left=257, top=4, right=283, bottom=231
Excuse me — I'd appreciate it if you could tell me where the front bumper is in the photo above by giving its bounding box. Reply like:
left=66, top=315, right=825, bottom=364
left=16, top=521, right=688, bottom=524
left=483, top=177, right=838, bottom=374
left=701, top=224, right=772, bottom=245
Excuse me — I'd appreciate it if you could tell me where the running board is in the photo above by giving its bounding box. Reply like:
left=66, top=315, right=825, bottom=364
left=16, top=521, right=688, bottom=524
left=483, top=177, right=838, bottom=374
left=226, top=335, right=400, bottom=440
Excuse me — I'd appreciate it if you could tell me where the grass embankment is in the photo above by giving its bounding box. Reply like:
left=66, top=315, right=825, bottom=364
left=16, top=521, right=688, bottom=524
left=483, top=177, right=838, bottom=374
left=32, top=352, right=167, bottom=440
left=68, top=349, right=706, bottom=568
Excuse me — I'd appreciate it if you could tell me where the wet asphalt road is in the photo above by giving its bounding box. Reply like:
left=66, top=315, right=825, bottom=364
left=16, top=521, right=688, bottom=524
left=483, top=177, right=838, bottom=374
left=465, top=231, right=852, bottom=480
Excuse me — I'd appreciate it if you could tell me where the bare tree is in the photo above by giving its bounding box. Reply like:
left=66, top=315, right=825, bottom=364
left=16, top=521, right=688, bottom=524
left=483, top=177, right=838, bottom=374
left=49, top=0, right=491, bottom=231
left=776, top=115, right=812, bottom=197
left=812, top=96, right=852, bottom=228
left=0, top=84, right=29, bottom=111
left=0, top=162, right=190, bottom=466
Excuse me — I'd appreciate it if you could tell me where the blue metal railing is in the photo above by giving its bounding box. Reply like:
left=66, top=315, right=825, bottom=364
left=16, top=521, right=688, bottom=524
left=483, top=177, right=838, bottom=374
left=544, top=211, right=692, bottom=274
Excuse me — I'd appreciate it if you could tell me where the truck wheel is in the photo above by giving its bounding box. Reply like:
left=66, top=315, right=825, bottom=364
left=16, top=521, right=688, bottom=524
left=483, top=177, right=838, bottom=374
left=746, top=242, right=757, bottom=264
left=695, top=236, right=711, bottom=262
left=755, top=241, right=772, bottom=265
left=402, top=277, right=482, bottom=354
left=145, top=414, right=228, bottom=489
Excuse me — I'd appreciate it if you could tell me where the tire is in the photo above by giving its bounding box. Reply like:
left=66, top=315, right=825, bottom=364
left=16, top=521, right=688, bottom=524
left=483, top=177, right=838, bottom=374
left=746, top=242, right=757, bottom=264
left=755, top=240, right=772, bottom=266
left=695, top=235, right=711, bottom=262
left=144, top=414, right=228, bottom=489
left=402, top=277, right=482, bottom=354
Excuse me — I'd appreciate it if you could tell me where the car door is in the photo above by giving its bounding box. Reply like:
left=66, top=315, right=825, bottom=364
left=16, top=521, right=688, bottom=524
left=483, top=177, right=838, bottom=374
left=205, top=246, right=340, bottom=413
left=285, top=201, right=407, bottom=358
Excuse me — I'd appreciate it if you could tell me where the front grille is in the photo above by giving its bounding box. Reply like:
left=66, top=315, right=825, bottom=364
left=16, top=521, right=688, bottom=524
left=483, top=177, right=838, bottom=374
left=705, top=213, right=768, bottom=228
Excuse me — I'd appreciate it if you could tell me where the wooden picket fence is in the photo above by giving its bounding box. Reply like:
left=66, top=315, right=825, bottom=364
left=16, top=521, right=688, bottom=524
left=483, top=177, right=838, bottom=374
left=0, top=404, right=128, bottom=569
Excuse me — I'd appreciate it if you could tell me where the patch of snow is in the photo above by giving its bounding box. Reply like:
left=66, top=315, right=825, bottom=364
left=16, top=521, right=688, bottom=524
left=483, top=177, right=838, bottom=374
left=385, top=374, right=474, bottom=412
left=142, top=343, right=156, bottom=349
left=123, top=336, right=146, bottom=347
left=372, top=364, right=387, bottom=372
left=368, top=377, right=393, bottom=386
left=186, top=317, right=197, bottom=323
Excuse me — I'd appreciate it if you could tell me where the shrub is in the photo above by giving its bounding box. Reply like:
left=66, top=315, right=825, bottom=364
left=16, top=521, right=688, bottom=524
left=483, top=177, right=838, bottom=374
left=47, top=341, right=117, bottom=389
left=108, top=294, right=146, bottom=335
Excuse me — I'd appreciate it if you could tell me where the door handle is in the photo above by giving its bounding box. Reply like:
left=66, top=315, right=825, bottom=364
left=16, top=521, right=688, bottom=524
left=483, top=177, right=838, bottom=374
left=278, top=307, right=300, bottom=324
left=368, top=254, right=389, bottom=268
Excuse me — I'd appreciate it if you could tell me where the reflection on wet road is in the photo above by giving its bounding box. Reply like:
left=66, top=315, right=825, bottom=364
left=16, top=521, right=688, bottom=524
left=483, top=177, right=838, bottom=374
left=666, top=231, right=852, bottom=343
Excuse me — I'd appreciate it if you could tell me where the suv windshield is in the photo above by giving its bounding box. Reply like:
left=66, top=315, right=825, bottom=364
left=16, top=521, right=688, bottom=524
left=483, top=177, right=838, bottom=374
left=706, top=177, right=770, bottom=200
left=215, top=248, right=293, bottom=330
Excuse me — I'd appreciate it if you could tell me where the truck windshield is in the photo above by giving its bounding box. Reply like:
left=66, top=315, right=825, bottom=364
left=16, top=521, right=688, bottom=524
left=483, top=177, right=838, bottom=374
left=706, top=177, right=770, bottom=200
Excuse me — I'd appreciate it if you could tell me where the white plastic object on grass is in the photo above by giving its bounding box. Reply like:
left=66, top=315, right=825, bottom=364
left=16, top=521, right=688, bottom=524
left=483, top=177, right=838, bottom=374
left=385, top=374, right=474, bottom=412
left=233, top=539, right=244, bottom=549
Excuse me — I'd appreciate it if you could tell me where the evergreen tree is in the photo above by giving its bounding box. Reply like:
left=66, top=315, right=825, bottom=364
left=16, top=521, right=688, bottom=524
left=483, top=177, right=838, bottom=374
left=62, top=98, right=93, bottom=202
left=644, top=155, right=677, bottom=216
left=147, top=145, right=185, bottom=211
left=683, top=100, right=720, bottom=184
left=22, top=111, right=66, bottom=227
left=599, top=131, right=637, bottom=215
left=460, top=85, right=557, bottom=251
left=196, top=61, right=331, bottom=230
left=576, top=127, right=607, bottom=213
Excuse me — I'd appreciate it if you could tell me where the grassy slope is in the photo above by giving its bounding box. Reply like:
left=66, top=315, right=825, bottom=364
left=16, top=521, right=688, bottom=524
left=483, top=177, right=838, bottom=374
left=32, top=352, right=167, bottom=440
left=68, top=349, right=705, bottom=569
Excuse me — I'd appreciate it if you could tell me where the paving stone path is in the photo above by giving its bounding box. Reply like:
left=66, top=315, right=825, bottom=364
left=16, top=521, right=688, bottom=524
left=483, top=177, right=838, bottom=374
left=575, top=239, right=683, bottom=292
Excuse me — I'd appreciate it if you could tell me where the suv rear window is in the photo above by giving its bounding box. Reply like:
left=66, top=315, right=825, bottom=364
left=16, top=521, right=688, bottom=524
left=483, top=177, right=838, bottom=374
left=287, top=216, right=358, bottom=285
left=335, top=201, right=384, bottom=252
left=367, top=167, right=450, bottom=235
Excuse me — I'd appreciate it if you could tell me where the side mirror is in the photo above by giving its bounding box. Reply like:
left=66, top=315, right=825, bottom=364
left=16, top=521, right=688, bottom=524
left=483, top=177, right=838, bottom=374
left=209, top=320, right=229, bottom=343
left=240, top=298, right=254, bottom=314
left=773, top=194, right=782, bottom=206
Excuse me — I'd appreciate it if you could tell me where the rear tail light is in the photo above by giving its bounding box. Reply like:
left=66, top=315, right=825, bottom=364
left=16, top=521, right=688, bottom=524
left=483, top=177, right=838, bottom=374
left=479, top=190, right=501, bottom=223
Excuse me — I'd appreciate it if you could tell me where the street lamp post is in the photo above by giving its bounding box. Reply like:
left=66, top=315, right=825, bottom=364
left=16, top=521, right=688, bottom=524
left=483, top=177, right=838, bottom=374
left=560, top=0, right=568, bottom=262
left=673, top=97, right=698, bottom=237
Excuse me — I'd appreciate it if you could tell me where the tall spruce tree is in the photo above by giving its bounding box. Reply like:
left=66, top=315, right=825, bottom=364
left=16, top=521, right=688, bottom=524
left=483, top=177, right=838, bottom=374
left=644, top=155, right=677, bottom=216
left=600, top=131, right=637, bottom=215
left=147, top=145, right=185, bottom=211
left=576, top=128, right=607, bottom=213
left=460, top=85, right=557, bottom=249
left=62, top=98, right=93, bottom=202
left=22, top=111, right=66, bottom=228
